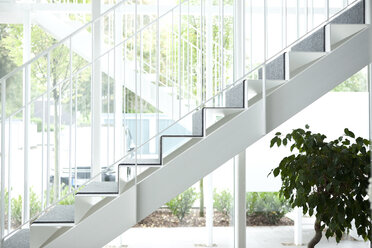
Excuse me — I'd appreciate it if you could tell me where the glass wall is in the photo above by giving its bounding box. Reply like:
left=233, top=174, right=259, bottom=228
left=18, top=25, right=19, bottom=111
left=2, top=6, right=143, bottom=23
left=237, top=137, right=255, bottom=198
left=246, top=67, right=370, bottom=247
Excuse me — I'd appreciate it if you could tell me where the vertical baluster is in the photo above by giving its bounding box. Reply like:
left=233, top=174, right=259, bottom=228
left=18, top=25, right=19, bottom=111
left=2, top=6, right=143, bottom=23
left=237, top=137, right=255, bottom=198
left=107, top=52, right=110, bottom=168
left=69, top=37, right=73, bottom=192
left=296, top=0, right=300, bottom=38
left=326, top=0, right=330, bottom=20
left=58, top=83, right=62, bottom=199
left=249, top=0, right=252, bottom=71
left=305, top=0, right=309, bottom=32
left=1, top=79, right=6, bottom=241
left=46, top=53, right=51, bottom=207
left=41, top=95, right=45, bottom=210
left=179, top=3, right=182, bottom=118
left=187, top=0, right=191, bottom=111
left=220, top=0, right=224, bottom=103
left=139, top=28, right=143, bottom=160
left=134, top=0, right=138, bottom=222
left=263, top=0, right=267, bottom=133
left=74, top=77, right=78, bottom=190
left=7, top=117, right=11, bottom=234
left=24, top=64, right=30, bottom=223
left=172, top=10, right=175, bottom=120
left=156, top=0, right=160, bottom=153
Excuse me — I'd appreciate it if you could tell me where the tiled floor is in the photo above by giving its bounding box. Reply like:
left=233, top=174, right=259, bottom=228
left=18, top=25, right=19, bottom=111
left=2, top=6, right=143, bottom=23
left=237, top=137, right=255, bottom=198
left=106, top=225, right=370, bottom=248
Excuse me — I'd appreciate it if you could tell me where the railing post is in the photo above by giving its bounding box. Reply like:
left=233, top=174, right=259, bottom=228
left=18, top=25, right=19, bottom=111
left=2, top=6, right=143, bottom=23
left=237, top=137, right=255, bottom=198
left=23, top=10, right=31, bottom=224
left=233, top=0, right=246, bottom=247
left=92, top=0, right=102, bottom=180
left=1, top=79, right=6, bottom=246
left=46, top=53, right=51, bottom=207
left=23, top=65, right=30, bottom=224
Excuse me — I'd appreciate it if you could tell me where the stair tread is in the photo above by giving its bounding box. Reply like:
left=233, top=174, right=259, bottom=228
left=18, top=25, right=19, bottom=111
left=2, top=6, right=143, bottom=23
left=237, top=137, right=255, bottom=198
left=77, top=181, right=118, bottom=195
left=33, top=205, right=74, bottom=224
left=3, top=229, right=29, bottom=248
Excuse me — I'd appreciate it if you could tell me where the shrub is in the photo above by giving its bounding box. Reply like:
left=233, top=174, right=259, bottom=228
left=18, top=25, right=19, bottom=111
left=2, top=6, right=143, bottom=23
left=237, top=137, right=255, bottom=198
left=213, top=189, right=233, bottom=216
left=166, top=187, right=198, bottom=223
left=3, top=187, right=42, bottom=228
left=246, top=192, right=291, bottom=225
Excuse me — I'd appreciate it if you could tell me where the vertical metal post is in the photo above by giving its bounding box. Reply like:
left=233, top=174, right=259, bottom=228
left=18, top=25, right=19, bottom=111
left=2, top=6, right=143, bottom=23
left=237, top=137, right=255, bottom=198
left=92, top=0, right=102, bottom=180
left=7, top=118, right=11, bottom=233
left=23, top=11, right=31, bottom=224
left=234, top=1, right=246, bottom=247
left=234, top=150, right=246, bottom=248
left=305, top=0, right=309, bottom=32
left=23, top=65, right=30, bottom=223
left=178, top=3, right=182, bottom=117
left=200, top=0, right=204, bottom=105
left=205, top=174, right=213, bottom=246
left=249, top=0, right=253, bottom=71
left=156, top=0, right=160, bottom=153
left=114, top=8, right=124, bottom=162
left=1, top=79, right=6, bottom=243
left=46, top=53, right=51, bottom=206
left=296, top=0, right=300, bottom=38
left=205, top=0, right=214, bottom=244
left=107, top=53, right=110, bottom=167
left=326, top=0, right=330, bottom=20
left=220, top=0, right=224, bottom=102
left=263, top=0, right=267, bottom=133
left=206, top=0, right=213, bottom=101
left=366, top=0, right=372, bottom=236
left=41, top=95, right=45, bottom=209
left=134, top=0, right=138, bottom=223
left=294, top=207, right=303, bottom=245
left=74, top=77, right=78, bottom=190
left=69, top=37, right=73, bottom=192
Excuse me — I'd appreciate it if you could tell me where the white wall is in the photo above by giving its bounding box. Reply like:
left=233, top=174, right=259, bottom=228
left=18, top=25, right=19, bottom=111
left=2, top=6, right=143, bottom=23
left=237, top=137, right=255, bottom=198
left=245, top=92, right=369, bottom=192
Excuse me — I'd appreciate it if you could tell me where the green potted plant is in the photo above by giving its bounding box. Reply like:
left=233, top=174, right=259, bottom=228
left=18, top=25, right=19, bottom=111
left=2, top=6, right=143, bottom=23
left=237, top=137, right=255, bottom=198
left=269, top=125, right=371, bottom=248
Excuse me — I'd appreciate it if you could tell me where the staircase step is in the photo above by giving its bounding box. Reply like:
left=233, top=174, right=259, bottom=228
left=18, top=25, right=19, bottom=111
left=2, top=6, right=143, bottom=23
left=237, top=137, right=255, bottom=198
left=325, top=24, right=367, bottom=51
left=285, top=51, right=327, bottom=79
left=247, top=79, right=286, bottom=94
left=120, top=158, right=162, bottom=166
left=330, top=0, right=364, bottom=25
left=3, top=229, right=29, bottom=248
left=76, top=181, right=118, bottom=195
left=291, top=27, right=325, bottom=52
left=33, top=205, right=74, bottom=225
left=258, top=53, right=286, bottom=80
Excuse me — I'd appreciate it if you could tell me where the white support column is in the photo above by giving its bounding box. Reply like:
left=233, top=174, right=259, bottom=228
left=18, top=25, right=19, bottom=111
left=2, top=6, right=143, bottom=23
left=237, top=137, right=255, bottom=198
left=233, top=1, right=246, bottom=248
left=234, top=152, right=246, bottom=248
left=205, top=174, right=214, bottom=247
left=205, top=0, right=214, bottom=244
left=92, top=0, right=102, bottom=179
left=23, top=10, right=31, bottom=224
left=367, top=7, right=372, bottom=247
left=294, top=207, right=303, bottom=245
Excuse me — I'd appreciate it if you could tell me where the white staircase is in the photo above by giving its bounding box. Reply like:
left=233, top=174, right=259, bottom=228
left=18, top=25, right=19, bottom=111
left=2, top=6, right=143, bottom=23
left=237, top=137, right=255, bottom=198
left=1, top=0, right=371, bottom=247
left=29, top=23, right=372, bottom=248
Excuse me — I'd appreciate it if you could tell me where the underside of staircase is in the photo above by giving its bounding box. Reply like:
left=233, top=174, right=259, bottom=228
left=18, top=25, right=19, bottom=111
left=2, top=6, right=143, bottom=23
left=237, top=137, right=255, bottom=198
left=2, top=1, right=372, bottom=247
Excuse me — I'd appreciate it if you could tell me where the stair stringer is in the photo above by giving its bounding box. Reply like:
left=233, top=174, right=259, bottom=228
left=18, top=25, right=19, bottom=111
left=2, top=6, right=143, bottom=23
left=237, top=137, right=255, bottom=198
left=44, top=25, right=372, bottom=248
left=267, top=24, right=372, bottom=132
